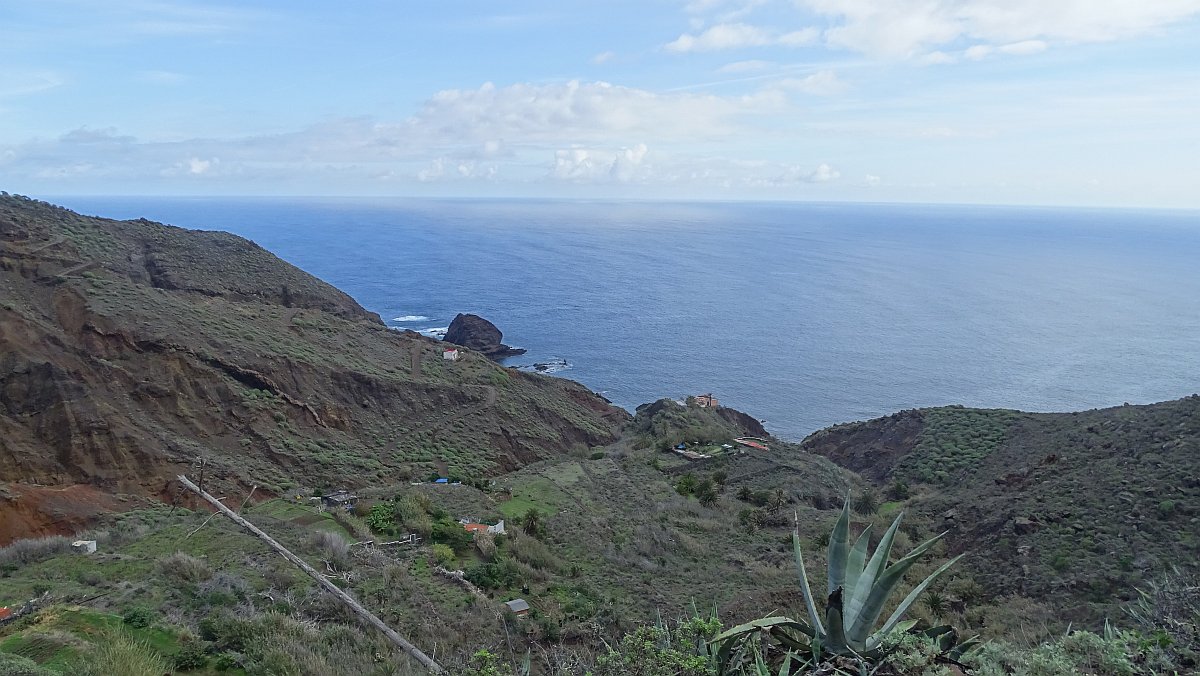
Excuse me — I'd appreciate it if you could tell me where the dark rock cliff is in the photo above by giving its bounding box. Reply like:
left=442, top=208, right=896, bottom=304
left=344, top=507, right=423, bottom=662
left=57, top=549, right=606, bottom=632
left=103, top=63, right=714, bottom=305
left=443, top=313, right=526, bottom=359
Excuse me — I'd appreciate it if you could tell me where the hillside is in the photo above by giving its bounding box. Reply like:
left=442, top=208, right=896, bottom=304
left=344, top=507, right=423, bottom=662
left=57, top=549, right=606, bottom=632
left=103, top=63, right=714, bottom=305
left=3, top=194, right=1198, bottom=674
left=803, top=399, right=1200, bottom=623
left=0, top=194, right=626, bottom=543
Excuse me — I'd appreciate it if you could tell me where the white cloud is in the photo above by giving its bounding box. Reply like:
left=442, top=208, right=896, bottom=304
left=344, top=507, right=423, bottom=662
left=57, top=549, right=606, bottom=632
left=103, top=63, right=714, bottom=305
left=547, top=146, right=841, bottom=189
left=417, top=157, right=498, bottom=182
left=665, top=22, right=817, bottom=52
left=999, top=39, right=1048, bottom=55
left=407, top=80, right=783, bottom=143
left=773, top=70, right=846, bottom=96
left=919, top=51, right=958, bottom=65
left=965, top=45, right=994, bottom=60
left=590, top=51, right=616, bottom=64
left=716, top=59, right=774, bottom=73
left=188, top=157, right=214, bottom=174
left=0, top=80, right=828, bottom=194
left=865, top=174, right=881, bottom=186
left=552, top=143, right=650, bottom=182
left=797, top=0, right=1200, bottom=58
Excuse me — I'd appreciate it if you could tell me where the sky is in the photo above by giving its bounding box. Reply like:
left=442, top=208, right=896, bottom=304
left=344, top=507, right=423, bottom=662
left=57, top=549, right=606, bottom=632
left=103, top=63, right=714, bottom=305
left=1, top=0, right=1199, bottom=207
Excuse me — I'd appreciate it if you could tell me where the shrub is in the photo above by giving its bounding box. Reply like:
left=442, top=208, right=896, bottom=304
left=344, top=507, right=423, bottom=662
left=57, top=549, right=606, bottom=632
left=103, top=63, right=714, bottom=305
left=474, top=531, right=497, bottom=559
left=214, top=652, right=242, bottom=671
left=0, top=536, right=72, bottom=567
left=590, top=451, right=605, bottom=460
left=508, top=531, right=561, bottom=571
left=431, top=543, right=456, bottom=566
left=173, top=643, right=209, bottom=670
left=156, top=551, right=213, bottom=584
left=466, top=557, right=525, bottom=590
left=853, top=489, right=879, bottom=514
left=122, top=607, right=155, bottom=629
left=431, top=517, right=474, bottom=554
left=310, top=530, right=352, bottom=571
left=591, top=617, right=719, bottom=676
left=695, top=480, right=719, bottom=507
left=365, top=503, right=397, bottom=534
left=0, top=652, right=56, bottom=676
left=676, top=473, right=698, bottom=496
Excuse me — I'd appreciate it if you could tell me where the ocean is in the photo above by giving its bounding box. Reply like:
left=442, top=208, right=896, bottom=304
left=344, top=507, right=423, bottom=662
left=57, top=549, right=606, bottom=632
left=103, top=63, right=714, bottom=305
left=54, top=197, right=1200, bottom=441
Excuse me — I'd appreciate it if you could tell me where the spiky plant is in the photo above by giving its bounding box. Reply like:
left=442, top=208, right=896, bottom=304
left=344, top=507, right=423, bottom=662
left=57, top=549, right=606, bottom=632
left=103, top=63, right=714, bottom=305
left=713, top=499, right=966, bottom=672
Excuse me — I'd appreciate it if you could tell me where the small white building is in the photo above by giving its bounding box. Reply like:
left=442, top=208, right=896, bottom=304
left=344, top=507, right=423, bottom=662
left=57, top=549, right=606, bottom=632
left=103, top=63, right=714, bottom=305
left=71, top=540, right=97, bottom=555
left=443, top=348, right=461, bottom=361
left=487, top=520, right=506, bottom=535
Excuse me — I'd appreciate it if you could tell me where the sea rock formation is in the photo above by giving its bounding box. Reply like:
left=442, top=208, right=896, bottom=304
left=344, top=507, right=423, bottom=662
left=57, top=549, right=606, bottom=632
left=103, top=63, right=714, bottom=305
left=443, top=313, right=526, bottom=360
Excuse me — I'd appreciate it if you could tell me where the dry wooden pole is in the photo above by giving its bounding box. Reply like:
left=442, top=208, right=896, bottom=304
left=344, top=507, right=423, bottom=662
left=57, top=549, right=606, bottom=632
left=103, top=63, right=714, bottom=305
left=176, top=474, right=445, bottom=674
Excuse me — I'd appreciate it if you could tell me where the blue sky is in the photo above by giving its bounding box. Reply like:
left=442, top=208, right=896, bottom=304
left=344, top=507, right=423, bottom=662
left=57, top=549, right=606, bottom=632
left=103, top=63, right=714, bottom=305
left=2, top=0, right=1199, bottom=207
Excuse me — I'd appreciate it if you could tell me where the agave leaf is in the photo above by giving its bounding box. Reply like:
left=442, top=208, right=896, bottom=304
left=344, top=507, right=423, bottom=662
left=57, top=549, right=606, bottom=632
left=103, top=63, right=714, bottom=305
left=754, top=643, right=770, bottom=676
left=828, top=497, right=852, bottom=596
left=845, top=524, right=873, bottom=599
left=884, top=618, right=919, bottom=640
left=920, top=625, right=958, bottom=652
left=849, top=535, right=955, bottom=646
left=771, top=623, right=817, bottom=646
left=713, top=617, right=811, bottom=644
left=777, top=651, right=794, bottom=676
left=792, top=531, right=827, bottom=636
left=843, top=512, right=903, bottom=629
left=867, top=553, right=963, bottom=649
left=825, top=588, right=849, bottom=653
left=948, top=636, right=983, bottom=661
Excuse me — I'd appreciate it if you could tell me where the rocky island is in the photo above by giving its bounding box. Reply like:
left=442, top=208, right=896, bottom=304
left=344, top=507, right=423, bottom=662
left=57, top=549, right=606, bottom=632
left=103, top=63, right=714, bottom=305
left=443, top=312, right=526, bottom=360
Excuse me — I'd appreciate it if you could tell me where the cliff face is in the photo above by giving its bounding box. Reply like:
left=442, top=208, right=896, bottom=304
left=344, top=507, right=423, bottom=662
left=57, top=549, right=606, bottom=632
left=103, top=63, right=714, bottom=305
left=0, top=195, right=627, bottom=543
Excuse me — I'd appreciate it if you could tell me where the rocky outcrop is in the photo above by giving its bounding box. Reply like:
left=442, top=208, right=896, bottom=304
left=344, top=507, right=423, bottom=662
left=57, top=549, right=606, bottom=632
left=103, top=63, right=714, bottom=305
left=443, top=313, right=526, bottom=360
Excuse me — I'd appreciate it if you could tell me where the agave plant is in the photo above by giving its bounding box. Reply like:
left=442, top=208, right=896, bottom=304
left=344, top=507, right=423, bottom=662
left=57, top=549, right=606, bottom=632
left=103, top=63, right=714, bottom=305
left=713, top=498, right=966, bottom=672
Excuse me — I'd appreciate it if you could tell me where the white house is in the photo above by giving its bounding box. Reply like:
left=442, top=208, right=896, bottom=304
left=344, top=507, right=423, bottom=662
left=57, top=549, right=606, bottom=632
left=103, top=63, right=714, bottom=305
left=443, top=348, right=460, bottom=361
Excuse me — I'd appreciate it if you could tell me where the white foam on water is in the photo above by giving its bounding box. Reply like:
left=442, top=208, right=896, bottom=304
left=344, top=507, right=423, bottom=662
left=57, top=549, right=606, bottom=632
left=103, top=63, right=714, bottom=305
left=392, top=315, right=430, bottom=322
left=419, top=327, right=448, bottom=338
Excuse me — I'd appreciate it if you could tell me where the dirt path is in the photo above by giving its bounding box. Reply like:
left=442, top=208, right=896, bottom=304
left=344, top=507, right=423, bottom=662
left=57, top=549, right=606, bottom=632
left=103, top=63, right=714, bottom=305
left=409, top=345, right=422, bottom=379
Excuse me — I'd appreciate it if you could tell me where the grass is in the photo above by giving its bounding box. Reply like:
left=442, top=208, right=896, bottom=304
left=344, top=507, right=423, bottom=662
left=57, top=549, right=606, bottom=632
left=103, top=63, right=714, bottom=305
left=0, top=607, right=181, bottom=671
left=497, top=477, right=571, bottom=520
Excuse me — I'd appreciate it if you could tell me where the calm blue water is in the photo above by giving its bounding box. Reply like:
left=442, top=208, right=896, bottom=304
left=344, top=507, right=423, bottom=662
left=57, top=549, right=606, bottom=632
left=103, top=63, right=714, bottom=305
left=54, top=197, right=1200, bottom=440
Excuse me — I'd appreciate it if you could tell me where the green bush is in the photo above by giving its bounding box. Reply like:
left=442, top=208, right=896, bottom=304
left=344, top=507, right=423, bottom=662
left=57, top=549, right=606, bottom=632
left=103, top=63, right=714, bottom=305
left=591, top=617, right=719, bottom=676
left=432, top=517, right=474, bottom=554
left=122, top=606, right=155, bottom=629
left=431, top=543, right=456, bottom=566
left=366, top=503, right=397, bottom=534
left=173, top=643, right=209, bottom=670
left=466, top=557, right=525, bottom=590
left=0, top=652, right=56, bottom=676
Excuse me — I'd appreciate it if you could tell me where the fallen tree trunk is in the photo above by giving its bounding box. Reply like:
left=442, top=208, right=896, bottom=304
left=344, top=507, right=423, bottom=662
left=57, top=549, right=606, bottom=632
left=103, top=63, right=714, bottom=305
left=176, top=474, right=445, bottom=674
